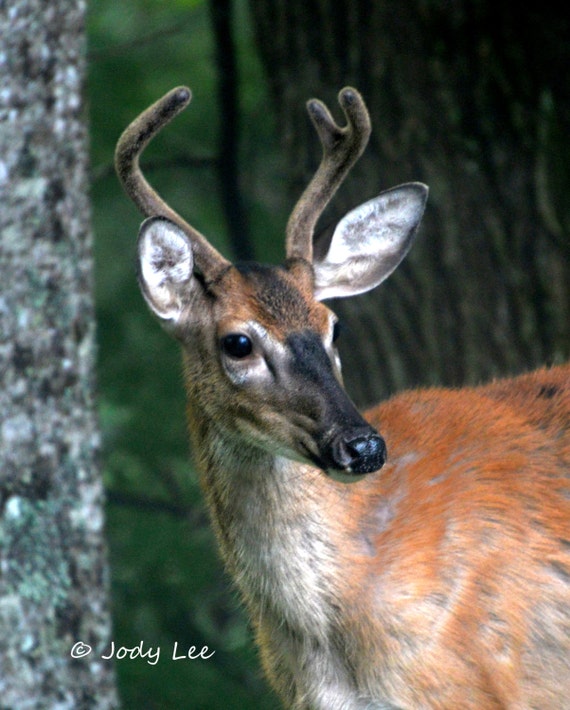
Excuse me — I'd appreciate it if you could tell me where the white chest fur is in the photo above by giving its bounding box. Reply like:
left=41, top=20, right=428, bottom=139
left=202, top=451, right=394, bottom=709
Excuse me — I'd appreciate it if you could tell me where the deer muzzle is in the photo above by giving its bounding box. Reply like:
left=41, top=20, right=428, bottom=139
left=286, top=331, right=387, bottom=481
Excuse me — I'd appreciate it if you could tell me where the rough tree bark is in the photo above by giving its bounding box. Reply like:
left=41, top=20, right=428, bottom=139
left=0, top=1, right=118, bottom=707
left=249, top=0, right=570, bottom=406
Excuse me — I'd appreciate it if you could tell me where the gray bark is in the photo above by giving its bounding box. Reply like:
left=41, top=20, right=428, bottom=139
left=0, top=1, right=118, bottom=707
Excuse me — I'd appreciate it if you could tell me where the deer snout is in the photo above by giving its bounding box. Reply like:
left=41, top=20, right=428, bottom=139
left=326, top=427, right=386, bottom=481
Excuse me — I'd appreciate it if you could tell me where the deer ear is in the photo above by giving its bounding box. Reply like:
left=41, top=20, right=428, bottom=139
left=137, top=217, right=195, bottom=325
left=313, top=183, right=428, bottom=301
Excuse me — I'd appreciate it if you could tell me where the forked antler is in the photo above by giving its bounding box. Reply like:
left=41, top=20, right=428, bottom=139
left=285, top=87, right=372, bottom=263
left=115, top=86, right=229, bottom=278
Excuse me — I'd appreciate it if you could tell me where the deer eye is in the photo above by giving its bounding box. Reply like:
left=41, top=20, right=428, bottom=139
left=221, top=333, right=253, bottom=359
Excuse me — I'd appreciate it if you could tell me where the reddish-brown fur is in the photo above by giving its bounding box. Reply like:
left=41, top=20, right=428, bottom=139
left=327, top=364, right=570, bottom=708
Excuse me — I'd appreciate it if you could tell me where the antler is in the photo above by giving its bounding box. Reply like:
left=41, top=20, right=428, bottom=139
left=285, top=87, right=372, bottom=264
left=115, top=86, right=229, bottom=278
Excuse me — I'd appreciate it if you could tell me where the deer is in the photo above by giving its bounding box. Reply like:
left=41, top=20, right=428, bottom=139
left=115, top=85, right=570, bottom=710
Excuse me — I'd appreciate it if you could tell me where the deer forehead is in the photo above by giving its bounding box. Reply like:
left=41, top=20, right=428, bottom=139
left=215, top=263, right=331, bottom=339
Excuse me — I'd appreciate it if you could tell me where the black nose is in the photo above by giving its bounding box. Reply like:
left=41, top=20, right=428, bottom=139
left=330, top=430, right=387, bottom=474
left=345, top=435, right=387, bottom=472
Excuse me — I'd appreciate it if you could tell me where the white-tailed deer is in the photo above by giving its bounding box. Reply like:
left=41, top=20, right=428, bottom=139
left=115, top=86, right=570, bottom=709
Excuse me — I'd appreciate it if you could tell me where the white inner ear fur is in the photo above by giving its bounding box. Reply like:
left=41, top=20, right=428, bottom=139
left=138, top=217, right=194, bottom=322
left=314, top=183, right=428, bottom=301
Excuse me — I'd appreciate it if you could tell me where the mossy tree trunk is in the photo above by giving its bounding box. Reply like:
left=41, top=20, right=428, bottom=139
left=249, top=0, right=570, bottom=406
left=0, top=1, right=118, bottom=706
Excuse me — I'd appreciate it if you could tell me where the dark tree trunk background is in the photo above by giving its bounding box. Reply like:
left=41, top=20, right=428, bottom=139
left=249, top=1, right=570, bottom=406
left=210, top=0, right=255, bottom=260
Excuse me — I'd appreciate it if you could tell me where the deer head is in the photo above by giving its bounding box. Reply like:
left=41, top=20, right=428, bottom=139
left=115, top=86, right=427, bottom=482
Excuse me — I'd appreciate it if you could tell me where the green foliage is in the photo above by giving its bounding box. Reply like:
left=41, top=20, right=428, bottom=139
left=88, top=0, right=282, bottom=706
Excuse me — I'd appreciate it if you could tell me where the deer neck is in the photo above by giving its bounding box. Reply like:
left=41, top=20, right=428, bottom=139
left=185, top=397, right=343, bottom=637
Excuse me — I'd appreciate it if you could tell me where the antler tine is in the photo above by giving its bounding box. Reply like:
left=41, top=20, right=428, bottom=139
left=285, top=87, right=372, bottom=264
left=115, top=86, right=230, bottom=277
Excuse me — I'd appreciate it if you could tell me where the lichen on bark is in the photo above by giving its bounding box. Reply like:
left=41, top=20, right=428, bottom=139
left=0, top=0, right=118, bottom=707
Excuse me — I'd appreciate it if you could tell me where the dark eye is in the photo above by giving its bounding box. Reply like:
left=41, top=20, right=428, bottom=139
left=332, top=320, right=342, bottom=343
left=221, top=333, right=253, bottom=359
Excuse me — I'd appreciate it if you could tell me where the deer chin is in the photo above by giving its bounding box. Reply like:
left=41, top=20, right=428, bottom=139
left=294, top=442, right=382, bottom=484
left=325, top=467, right=376, bottom=484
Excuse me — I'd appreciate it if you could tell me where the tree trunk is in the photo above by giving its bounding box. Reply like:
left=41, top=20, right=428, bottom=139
left=249, top=0, right=570, bottom=406
left=0, top=1, right=118, bottom=707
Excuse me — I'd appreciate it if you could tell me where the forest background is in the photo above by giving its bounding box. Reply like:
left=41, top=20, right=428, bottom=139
left=88, top=1, right=570, bottom=707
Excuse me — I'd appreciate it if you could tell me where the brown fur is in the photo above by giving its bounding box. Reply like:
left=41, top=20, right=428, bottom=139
left=325, top=365, right=570, bottom=708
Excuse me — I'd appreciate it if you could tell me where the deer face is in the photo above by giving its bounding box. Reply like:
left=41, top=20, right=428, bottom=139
left=210, top=262, right=386, bottom=480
